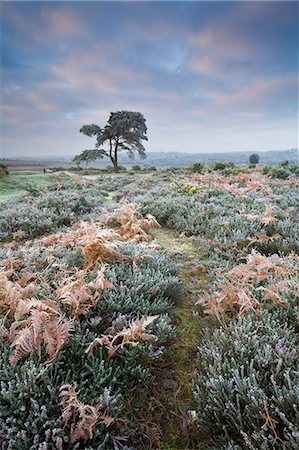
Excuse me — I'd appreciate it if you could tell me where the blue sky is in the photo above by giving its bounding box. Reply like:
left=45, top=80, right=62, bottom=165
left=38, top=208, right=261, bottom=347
left=0, top=1, right=298, bottom=158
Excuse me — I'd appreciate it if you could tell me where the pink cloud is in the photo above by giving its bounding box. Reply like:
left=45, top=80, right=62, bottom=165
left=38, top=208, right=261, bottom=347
left=8, top=6, right=87, bottom=46
left=214, top=75, right=298, bottom=109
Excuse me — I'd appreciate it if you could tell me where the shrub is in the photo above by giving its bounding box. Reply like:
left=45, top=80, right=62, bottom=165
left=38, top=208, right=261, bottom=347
left=190, top=163, right=205, bottom=174
left=212, top=162, right=229, bottom=171
left=249, top=154, right=260, bottom=165
left=263, top=165, right=271, bottom=174
left=0, top=236, right=180, bottom=448
left=0, top=183, right=105, bottom=242
left=132, top=165, right=141, bottom=171
left=194, top=309, right=299, bottom=449
left=269, top=166, right=291, bottom=179
left=0, top=163, right=9, bottom=176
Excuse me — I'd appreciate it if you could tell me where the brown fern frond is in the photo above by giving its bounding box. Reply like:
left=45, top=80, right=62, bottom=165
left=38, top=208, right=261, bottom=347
left=139, top=214, right=161, bottom=232
left=57, top=270, right=94, bottom=318
left=86, top=315, right=159, bottom=358
left=0, top=316, right=9, bottom=341
left=0, top=271, right=37, bottom=316
left=197, top=251, right=297, bottom=318
left=260, top=206, right=278, bottom=226
left=44, top=316, right=73, bottom=364
left=116, top=315, right=159, bottom=349
left=85, top=335, right=116, bottom=358
left=91, top=265, right=115, bottom=291
left=9, top=326, right=35, bottom=366
left=9, top=298, right=71, bottom=365
left=82, top=238, right=125, bottom=268
left=60, top=384, right=113, bottom=444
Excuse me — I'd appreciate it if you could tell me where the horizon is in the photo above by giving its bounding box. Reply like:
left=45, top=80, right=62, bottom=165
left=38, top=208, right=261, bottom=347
left=1, top=1, right=298, bottom=158
left=2, top=147, right=298, bottom=162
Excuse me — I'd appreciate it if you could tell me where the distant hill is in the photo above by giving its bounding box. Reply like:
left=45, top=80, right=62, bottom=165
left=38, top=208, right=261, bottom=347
left=2, top=149, right=298, bottom=169
left=119, top=148, right=298, bottom=167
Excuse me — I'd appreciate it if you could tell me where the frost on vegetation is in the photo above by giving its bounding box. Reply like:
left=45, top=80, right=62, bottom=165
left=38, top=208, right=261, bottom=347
left=0, top=182, right=106, bottom=242
left=0, top=198, right=178, bottom=447
left=1, top=167, right=298, bottom=448
left=197, top=250, right=299, bottom=319
left=193, top=311, right=299, bottom=449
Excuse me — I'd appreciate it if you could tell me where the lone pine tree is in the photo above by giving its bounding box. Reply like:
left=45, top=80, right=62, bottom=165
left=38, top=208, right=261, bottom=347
left=74, top=111, right=148, bottom=170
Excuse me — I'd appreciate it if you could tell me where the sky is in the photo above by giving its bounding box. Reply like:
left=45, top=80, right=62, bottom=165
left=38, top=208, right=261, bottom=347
left=0, top=1, right=298, bottom=158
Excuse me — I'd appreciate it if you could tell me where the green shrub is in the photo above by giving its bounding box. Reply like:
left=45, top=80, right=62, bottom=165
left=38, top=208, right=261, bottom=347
left=132, top=164, right=141, bottom=171
left=269, top=166, right=291, bottom=179
left=212, top=162, right=229, bottom=171
left=0, top=242, right=180, bottom=448
left=0, top=183, right=105, bottom=242
left=0, top=163, right=9, bottom=176
left=263, top=165, right=271, bottom=174
left=190, top=163, right=205, bottom=174
left=194, top=309, right=299, bottom=449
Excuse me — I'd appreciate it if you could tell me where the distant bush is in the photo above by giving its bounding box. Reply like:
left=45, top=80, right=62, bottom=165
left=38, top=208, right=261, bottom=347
left=132, top=164, right=141, bottom=171
left=190, top=162, right=205, bottom=174
left=115, top=165, right=127, bottom=172
left=269, top=166, right=291, bottom=179
left=148, top=165, right=157, bottom=171
left=0, top=163, right=9, bottom=176
left=289, top=164, right=299, bottom=176
left=68, top=166, right=84, bottom=172
left=211, top=161, right=230, bottom=171
left=249, top=153, right=260, bottom=165
left=263, top=165, right=271, bottom=174
left=48, top=167, right=66, bottom=172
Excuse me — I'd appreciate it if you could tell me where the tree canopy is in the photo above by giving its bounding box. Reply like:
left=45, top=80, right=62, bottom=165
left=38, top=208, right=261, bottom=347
left=249, top=154, right=260, bottom=165
left=74, top=111, right=148, bottom=170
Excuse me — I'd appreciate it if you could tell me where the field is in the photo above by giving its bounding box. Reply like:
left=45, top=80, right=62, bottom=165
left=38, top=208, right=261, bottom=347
left=0, top=164, right=298, bottom=449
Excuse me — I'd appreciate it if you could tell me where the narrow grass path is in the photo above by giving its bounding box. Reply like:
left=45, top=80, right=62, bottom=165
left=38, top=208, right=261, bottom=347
left=150, top=228, right=210, bottom=449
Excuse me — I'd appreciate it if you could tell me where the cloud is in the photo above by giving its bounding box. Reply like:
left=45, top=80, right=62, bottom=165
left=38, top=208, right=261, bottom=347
left=0, top=1, right=297, bottom=157
left=6, top=4, right=88, bottom=45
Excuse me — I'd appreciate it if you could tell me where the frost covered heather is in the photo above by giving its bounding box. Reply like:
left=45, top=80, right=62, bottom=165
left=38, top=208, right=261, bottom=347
left=0, top=164, right=299, bottom=449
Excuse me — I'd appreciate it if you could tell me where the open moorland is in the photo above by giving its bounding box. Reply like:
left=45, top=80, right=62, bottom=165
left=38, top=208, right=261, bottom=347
left=0, top=164, right=299, bottom=449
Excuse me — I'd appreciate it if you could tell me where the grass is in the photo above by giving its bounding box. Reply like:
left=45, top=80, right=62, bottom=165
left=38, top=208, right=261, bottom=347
left=150, top=227, right=211, bottom=448
left=0, top=170, right=148, bottom=203
left=0, top=172, right=55, bottom=203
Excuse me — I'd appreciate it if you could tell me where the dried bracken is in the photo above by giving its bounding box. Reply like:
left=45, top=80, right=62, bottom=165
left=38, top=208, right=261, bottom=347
left=86, top=315, right=159, bottom=358
left=260, top=205, right=278, bottom=226
left=42, top=222, right=125, bottom=267
left=191, top=171, right=273, bottom=196
left=82, top=236, right=125, bottom=268
left=89, top=265, right=115, bottom=301
left=115, top=202, right=160, bottom=242
left=9, top=298, right=72, bottom=365
left=60, top=384, right=113, bottom=443
left=0, top=270, right=37, bottom=316
left=197, top=251, right=298, bottom=318
left=57, top=270, right=94, bottom=318
left=57, top=266, right=115, bottom=317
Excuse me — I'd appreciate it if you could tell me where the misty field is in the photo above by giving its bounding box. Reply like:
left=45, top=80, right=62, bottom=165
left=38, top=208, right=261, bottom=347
left=0, top=164, right=298, bottom=449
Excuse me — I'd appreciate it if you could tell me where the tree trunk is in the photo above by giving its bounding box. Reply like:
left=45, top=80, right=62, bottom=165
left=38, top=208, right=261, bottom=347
left=112, top=143, right=119, bottom=171
left=111, top=157, right=118, bottom=170
left=114, top=149, right=118, bottom=170
left=109, top=138, right=118, bottom=171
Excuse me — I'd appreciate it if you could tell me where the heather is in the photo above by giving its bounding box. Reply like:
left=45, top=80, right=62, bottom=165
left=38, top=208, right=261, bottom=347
left=0, top=165, right=298, bottom=449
